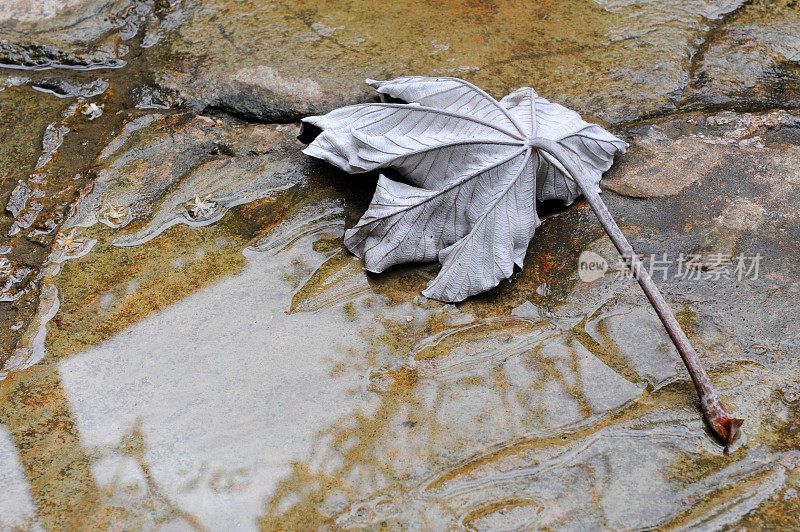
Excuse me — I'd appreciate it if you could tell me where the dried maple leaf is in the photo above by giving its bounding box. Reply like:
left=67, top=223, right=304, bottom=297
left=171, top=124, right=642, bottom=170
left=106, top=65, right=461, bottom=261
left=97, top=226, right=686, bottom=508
left=301, top=77, right=742, bottom=443
left=302, top=77, right=627, bottom=302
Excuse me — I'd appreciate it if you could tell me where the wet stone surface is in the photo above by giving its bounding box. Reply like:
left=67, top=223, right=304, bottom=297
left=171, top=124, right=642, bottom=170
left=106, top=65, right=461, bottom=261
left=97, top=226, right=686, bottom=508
left=682, top=0, right=800, bottom=113
left=1, top=0, right=799, bottom=530
left=153, top=0, right=789, bottom=124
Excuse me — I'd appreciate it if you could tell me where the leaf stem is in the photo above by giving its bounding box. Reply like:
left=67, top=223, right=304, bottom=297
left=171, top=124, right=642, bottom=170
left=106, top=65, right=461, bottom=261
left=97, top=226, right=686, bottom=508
left=531, top=138, right=743, bottom=444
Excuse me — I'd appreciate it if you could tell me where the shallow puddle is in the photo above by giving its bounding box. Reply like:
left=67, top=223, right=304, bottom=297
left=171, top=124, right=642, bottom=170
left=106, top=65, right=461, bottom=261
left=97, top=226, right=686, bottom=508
left=2, top=153, right=799, bottom=528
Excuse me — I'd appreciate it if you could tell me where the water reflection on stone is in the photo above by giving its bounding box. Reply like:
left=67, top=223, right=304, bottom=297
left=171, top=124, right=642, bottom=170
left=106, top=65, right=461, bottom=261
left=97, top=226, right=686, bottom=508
left=0, top=425, right=40, bottom=530
left=57, top=233, right=367, bottom=528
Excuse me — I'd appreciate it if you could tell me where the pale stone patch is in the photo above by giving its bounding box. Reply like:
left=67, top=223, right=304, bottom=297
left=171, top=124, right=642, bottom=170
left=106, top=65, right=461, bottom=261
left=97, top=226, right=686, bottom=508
left=232, top=65, right=324, bottom=102
left=0, top=0, right=87, bottom=22
left=716, top=199, right=766, bottom=232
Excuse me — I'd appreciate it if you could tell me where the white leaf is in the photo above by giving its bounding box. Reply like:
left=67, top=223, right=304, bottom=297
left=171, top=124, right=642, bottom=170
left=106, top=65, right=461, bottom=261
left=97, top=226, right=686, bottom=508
left=500, top=87, right=626, bottom=202
left=302, top=77, right=628, bottom=302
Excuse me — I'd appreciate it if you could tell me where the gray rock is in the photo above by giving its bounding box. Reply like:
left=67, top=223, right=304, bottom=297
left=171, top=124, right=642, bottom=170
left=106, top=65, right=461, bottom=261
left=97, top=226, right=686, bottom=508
left=683, top=0, right=800, bottom=111
left=0, top=0, right=130, bottom=49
